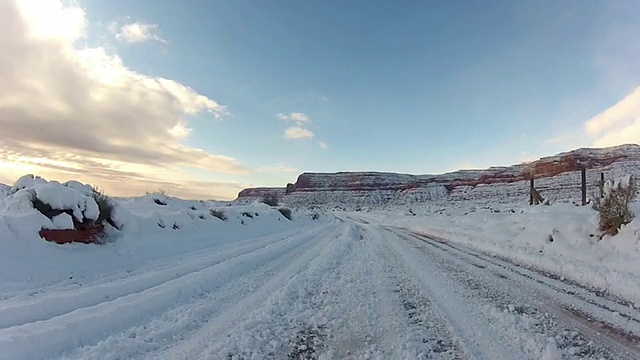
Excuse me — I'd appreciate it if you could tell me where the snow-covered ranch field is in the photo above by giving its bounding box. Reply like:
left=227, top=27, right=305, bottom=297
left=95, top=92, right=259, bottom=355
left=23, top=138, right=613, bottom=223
left=1, top=174, right=640, bottom=360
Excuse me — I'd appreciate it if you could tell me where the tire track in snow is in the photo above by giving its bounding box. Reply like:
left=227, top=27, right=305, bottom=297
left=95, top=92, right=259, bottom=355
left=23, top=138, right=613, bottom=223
left=360, top=224, right=469, bottom=359
left=175, top=219, right=475, bottom=359
left=155, top=222, right=355, bottom=360
left=403, top=227, right=640, bottom=324
left=374, top=225, right=525, bottom=359
left=399, top=229, right=640, bottom=342
left=60, top=224, right=343, bottom=360
left=389, top=227, right=640, bottom=359
left=0, top=222, right=338, bottom=360
left=0, top=226, right=315, bottom=331
left=0, top=226, right=314, bottom=303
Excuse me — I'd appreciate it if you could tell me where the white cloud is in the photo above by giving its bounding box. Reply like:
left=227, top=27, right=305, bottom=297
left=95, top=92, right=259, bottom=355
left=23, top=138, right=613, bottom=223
left=0, top=0, right=247, bottom=199
left=275, top=112, right=310, bottom=123
left=585, top=86, right=640, bottom=147
left=112, top=21, right=166, bottom=44
left=17, top=0, right=86, bottom=42
left=167, top=121, right=192, bottom=139
left=284, top=126, right=315, bottom=139
left=276, top=112, right=323, bottom=144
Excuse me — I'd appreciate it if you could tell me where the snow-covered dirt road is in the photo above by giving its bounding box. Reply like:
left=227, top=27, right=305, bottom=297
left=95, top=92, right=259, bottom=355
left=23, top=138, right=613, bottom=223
left=1, top=216, right=640, bottom=359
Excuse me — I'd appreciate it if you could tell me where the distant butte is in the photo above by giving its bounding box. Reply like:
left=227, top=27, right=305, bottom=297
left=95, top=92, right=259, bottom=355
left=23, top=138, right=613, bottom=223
left=237, top=144, right=640, bottom=206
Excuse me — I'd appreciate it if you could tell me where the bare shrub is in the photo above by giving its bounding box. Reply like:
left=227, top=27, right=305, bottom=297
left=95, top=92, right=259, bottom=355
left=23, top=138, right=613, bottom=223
left=210, top=209, right=227, bottom=221
left=596, top=176, right=637, bottom=236
left=31, top=195, right=55, bottom=218
left=92, top=187, right=119, bottom=229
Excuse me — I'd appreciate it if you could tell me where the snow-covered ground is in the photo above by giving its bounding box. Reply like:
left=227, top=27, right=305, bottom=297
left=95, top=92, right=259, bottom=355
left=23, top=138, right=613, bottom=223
left=0, top=175, right=317, bottom=293
left=354, top=200, right=640, bottom=304
left=1, top=175, right=640, bottom=359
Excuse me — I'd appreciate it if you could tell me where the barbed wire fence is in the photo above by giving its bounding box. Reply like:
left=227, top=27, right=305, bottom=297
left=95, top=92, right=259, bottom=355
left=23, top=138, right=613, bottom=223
left=530, top=168, right=622, bottom=206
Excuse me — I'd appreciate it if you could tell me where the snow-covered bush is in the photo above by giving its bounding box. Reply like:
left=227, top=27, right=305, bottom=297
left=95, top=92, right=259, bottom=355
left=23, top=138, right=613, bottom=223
left=1, top=175, right=126, bottom=243
left=596, top=175, right=637, bottom=236
left=29, top=181, right=100, bottom=223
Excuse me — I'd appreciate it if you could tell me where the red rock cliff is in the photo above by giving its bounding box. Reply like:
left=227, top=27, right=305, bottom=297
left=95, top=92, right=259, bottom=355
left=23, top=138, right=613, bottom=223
left=237, top=144, right=640, bottom=199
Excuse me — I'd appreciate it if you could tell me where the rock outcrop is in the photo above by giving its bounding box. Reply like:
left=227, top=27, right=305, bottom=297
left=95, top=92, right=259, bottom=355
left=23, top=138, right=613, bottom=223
left=236, top=187, right=285, bottom=199
left=237, top=144, right=640, bottom=207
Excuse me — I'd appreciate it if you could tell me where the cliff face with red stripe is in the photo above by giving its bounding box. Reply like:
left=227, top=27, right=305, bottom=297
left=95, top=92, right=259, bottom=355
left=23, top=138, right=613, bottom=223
left=237, top=144, right=640, bottom=207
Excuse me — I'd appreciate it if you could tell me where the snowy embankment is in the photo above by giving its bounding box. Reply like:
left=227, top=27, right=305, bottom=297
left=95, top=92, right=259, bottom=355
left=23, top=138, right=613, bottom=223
left=355, top=201, right=640, bottom=303
left=0, top=175, right=321, bottom=294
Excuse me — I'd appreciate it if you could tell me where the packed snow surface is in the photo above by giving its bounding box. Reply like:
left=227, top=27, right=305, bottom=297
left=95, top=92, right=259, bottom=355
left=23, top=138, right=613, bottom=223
left=1, top=175, right=640, bottom=359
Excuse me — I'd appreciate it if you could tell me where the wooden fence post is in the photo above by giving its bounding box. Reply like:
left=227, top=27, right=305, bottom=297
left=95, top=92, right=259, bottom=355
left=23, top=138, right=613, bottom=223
left=530, top=178, right=534, bottom=205
left=581, top=167, right=587, bottom=205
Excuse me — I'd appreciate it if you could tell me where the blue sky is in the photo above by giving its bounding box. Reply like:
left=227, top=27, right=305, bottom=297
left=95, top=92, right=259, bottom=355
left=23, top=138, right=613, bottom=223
left=2, top=1, right=640, bottom=199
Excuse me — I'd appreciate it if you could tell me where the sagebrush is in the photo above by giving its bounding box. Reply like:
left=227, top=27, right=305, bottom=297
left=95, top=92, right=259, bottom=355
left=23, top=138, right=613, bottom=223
left=92, top=188, right=119, bottom=229
left=596, top=176, right=637, bottom=236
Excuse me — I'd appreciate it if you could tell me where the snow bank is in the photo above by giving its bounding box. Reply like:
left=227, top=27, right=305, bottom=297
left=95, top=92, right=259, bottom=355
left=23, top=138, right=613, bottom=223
left=0, top=175, right=325, bottom=293
left=113, top=192, right=308, bottom=235
left=0, top=184, right=10, bottom=200
left=0, top=175, right=321, bottom=244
